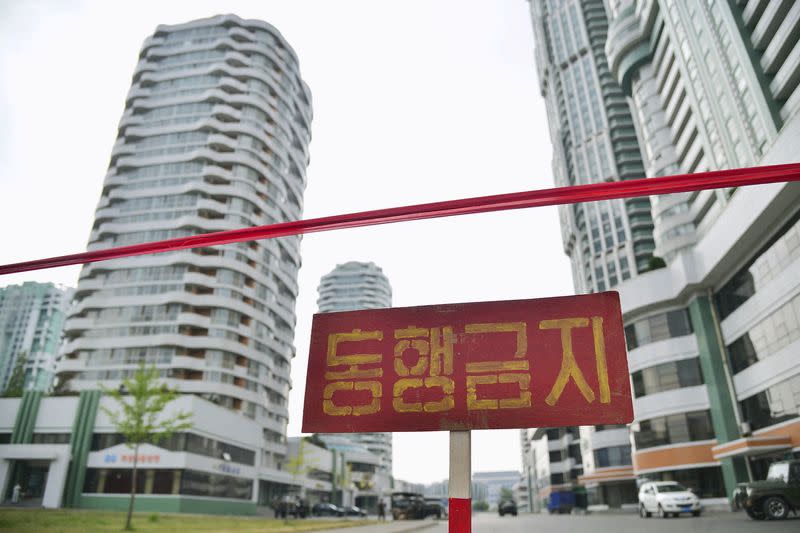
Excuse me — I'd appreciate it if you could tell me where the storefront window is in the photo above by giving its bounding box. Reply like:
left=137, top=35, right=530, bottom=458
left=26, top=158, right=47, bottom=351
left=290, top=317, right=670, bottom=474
left=90, top=432, right=255, bottom=465
left=181, top=469, right=252, bottom=500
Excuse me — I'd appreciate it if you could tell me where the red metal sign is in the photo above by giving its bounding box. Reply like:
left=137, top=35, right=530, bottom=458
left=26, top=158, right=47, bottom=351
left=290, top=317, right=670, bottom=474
left=302, top=292, right=632, bottom=432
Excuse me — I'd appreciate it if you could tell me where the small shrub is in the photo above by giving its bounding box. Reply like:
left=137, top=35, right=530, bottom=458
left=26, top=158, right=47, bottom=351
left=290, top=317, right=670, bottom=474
left=148, top=513, right=159, bottom=523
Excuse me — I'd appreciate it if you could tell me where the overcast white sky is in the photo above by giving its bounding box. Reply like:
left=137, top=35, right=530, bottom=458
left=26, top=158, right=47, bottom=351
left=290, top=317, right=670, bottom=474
left=0, top=0, right=574, bottom=484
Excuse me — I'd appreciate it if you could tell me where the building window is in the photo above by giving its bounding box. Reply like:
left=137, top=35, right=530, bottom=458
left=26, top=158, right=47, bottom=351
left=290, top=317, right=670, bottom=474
left=633, top=410, right=714, bottom=449
left=715, top=213, right=800, bottom=319
left=90, top=432, right=256, bottom=465
left=83, top=468, right=176, bottom=495
left=740, top=373, right=800, bottom=431
left=725, top=292, right=800, bottom=374
left=594, top=424, right=627, bottom=431
left=631, top=358, right=703, bottom=397
left=31, top=433, right=71, bottom=445
left=181, top=469, right=253, bottom=500
left=624, top=309, right=693, bottom=350
left=594, top=445, right=632, bottom=467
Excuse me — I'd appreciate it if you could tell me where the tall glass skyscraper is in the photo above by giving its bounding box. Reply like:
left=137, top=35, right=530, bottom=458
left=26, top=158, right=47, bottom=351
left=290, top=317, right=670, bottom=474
left=315, top=261, right=394, bottom=506
left=0, top=282, right=73, bottom=392
left=56, top=13, right=312, bottom=487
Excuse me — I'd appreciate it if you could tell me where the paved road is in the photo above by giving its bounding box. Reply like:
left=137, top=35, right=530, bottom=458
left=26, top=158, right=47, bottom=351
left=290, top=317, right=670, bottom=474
left=411, top=511, right=800, bottom=533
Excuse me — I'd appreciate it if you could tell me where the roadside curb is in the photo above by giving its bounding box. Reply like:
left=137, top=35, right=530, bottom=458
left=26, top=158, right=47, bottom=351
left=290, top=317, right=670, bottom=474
left=312, top=520, right=440, bottom=533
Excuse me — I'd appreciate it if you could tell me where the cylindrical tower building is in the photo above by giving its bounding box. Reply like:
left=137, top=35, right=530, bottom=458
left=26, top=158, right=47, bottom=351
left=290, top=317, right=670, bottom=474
left=315, top=261, right=393, bottom=510
left=56, top=14, right=311, bottom=476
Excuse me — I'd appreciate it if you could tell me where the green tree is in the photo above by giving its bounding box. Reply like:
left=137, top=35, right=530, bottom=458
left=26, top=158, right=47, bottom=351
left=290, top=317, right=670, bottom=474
left=500, top=487, right=514, bottom=501
left=3, top=352, right=28, bottom=397
left=472, top=500, right=489, bottom=511
left=102, top=363, right=191, bottom=531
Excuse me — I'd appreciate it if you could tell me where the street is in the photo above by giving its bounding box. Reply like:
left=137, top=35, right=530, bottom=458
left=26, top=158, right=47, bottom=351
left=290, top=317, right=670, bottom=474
left=340, top=511, right=800, bottom=533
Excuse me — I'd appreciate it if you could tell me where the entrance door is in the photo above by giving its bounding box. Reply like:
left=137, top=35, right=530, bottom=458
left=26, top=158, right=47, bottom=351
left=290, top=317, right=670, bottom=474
left=6, top=460, right=49, bottom=505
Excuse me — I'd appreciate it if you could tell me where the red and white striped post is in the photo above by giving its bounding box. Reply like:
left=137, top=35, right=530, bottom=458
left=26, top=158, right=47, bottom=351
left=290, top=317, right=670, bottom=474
left=449, top=430, right=471, bottom=533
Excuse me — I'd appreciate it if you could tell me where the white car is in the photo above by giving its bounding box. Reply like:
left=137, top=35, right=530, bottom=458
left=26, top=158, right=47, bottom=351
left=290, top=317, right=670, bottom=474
left=638, top=481, right=701, bottom=518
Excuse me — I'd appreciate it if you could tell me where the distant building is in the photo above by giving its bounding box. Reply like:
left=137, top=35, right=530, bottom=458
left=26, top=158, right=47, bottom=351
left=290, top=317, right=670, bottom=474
left=520, top=427, right=584, bottom=511
left=316, top=261, right=394, bottom=508
left=472, top=470, right=521, bottom=509
left=0, top=282, right=73, bottom=393
left=317, top=261, right=393, bottom=313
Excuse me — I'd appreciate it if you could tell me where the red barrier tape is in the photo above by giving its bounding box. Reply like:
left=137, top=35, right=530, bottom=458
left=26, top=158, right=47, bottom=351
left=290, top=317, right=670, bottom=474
left=1, top=162, right=799, bottom=276
left=448, top=498, right=471, bottom=533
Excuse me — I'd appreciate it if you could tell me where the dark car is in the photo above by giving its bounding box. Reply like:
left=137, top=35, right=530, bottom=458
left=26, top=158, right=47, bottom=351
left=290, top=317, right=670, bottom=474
left=424, top=497, right=446, bottom=519
left=733, top=460, right=800, bottom=520
left=339, top=505, right=367, bottom=517
left=273, top=494, right=308, bottom=518
left=391, top=492, right=427, bottom=520
left=311, top=502, right=341, bottom=517
left=498, top=499, right=518, bottom=517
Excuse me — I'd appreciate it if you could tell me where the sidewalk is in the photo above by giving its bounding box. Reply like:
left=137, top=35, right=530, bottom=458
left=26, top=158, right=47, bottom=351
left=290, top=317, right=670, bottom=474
left=313, top=518, right=440, bottom=533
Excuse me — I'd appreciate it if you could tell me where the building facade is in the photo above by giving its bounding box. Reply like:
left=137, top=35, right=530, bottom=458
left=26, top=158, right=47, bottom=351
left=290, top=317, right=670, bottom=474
left=315, top=261, right=393, bottom=511
left=0, top=282, right=73, bottom=393
left=471, top=470, right=521, bottom=510
left=525, top=0, right=651, bottom=508
left=3, top=14, right=313, bottom=513
left=605, top=0, right=800, bottom=504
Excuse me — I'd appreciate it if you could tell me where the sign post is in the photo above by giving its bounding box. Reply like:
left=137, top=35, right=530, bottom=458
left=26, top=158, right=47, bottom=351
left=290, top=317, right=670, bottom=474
left=449, top=430, right=471, bottom=533
left=302, top=292, right=634, bottom=533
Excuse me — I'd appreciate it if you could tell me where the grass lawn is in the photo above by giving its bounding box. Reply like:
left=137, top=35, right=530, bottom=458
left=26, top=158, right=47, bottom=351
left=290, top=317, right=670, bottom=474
left=0, top=508, right=378, bottom=533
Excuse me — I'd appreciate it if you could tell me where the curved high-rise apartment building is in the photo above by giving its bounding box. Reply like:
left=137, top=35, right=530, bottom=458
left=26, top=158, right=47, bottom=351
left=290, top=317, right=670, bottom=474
left=529, top=0, right=656, bottom=297
left=603, top=0, right=800, bottom=507
left=525, top=0, right=654, bottom=510
left=316, top=261, right=393, bottom=510
left=54, top=14, right=312, bottom=507
left=606, top=0, right=786, bottom=260
left=317, top=262, right=393, bottom=313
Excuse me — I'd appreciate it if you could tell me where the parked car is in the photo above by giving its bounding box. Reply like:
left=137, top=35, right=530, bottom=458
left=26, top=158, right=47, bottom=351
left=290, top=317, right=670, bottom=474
left=547, top=491, right=575, bottom=514
left=339, top=505, right=368, bottom=517
left=498, top=499, right=518, bottom=517
left=638, top=481, right=701, bottom=518
left=424, top=497, right=446, bottom=518
left=733, top=459, right=800, bottom=520
left=273, top=494, right=308, bottom=518
left=391, top=491, right=427, bottom=520
left=311, top=502, right=341, bottom=517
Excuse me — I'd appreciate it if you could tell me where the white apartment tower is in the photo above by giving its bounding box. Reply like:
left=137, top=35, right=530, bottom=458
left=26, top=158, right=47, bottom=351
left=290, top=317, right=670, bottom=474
left=316, top=262, right=394, bottom=479
left=54, top=14, right=312, bottom=507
